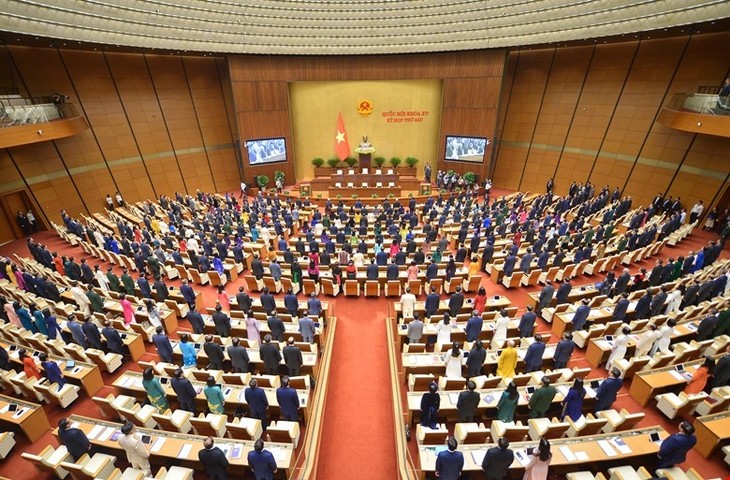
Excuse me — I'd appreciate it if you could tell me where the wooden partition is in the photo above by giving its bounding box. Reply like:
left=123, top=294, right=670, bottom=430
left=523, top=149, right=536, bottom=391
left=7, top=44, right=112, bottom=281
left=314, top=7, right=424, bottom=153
left=228, top=51, right=506, bottom=186
left=493, top=31, right=730, bottom=210
left=0, top=46, right=237, bottom=222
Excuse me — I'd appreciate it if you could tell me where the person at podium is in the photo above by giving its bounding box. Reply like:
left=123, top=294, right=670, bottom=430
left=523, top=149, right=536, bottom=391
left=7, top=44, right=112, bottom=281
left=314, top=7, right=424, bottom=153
left=359, top=135, right=371, bottom=149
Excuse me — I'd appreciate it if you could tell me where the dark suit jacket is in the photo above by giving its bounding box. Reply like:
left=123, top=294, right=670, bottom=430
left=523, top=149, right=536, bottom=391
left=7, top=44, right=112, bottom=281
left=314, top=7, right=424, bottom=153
left=481, top=446, right=515, bottom=480
left=152, top=333, right=173, bottom=360
left=276, top=386, right=300, bottom=421
left=227, top=345, right=250, bottom=372
left=102, top=326, right=124, bottom=354
left=448, top=293, right=464, bottom=316
left=204, top=341, right=225, bottom=370
left=594, top=377, right=623, bottom=411
left=171, top=376, right=197, bottom=407
left=198, top=446, right=229, bottom=479
left=466, top=348, right=486, bottom=377
left=212, top=312, right=231, bottom=337
left=657, top=433, right=696, bottom=469
left=58, top=427, right=90, bottom=460
left=244, top=386, right=269, bottom=416
left=82, top=321, right=103, bottom=349
left=260, top=342, right=282, bottom=374
left=283, top=345, right=303, bottom=370
left=425, top=294, right=440, bottom=314
left=456, top=390, right=480, bottom=421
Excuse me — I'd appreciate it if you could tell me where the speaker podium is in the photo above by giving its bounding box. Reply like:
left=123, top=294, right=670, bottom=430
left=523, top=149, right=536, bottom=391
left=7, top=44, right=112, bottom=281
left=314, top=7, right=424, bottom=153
left=358, top=152, right=371, bottom=169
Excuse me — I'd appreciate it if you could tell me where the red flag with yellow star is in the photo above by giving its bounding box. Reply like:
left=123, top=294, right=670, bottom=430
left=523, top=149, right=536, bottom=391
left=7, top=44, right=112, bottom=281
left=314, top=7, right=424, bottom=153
left=334, top=113, right=350, bottom=161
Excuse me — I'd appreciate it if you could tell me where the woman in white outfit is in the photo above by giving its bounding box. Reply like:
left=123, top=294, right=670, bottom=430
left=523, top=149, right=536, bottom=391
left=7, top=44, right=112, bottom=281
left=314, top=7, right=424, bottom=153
left=492, top=308, right=510, bottom=349
left=651, top=319, right=676, bottom=355
left=664, top=289, right=682, bottom=315
left=435, top=314, right=455, bottom=349
left=635, top=324, right=659, bottom=357
left=606, top=326, right=631, bottom=370
left=444, top=343, right=463, bottom=378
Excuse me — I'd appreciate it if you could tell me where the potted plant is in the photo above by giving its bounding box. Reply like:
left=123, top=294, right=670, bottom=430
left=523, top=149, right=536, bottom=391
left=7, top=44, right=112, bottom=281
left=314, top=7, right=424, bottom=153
left=463, top=171, right=477, bottom=186
left=405, top=156, right=419, bottom=168
left=312, top=157, right=324, bottom=168
left=351, top=194, right=359, bottom=199
left=337, top=194, right=342, bottom=199
left=374, top=156, right=386, bottom=168
left=327, top=157, right=340, bottom=169
left=371, top=193, right=378, bottom=198
left=256, top=174, right=270, bottom=192
left=344, top=156, right=358, bottom=168
left=387, top=193, right=395, bottom=199
left=389, top=157, right=402, bottom=168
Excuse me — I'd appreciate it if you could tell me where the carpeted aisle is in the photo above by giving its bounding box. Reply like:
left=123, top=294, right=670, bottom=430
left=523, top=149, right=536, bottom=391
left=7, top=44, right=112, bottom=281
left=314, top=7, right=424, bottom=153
left=314, top=296, right=398, bottom=479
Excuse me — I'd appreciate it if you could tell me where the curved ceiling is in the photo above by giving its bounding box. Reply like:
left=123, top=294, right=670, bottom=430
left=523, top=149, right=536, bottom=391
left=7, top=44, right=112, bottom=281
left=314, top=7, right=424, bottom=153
left=2, top=0, right=730, bottom=55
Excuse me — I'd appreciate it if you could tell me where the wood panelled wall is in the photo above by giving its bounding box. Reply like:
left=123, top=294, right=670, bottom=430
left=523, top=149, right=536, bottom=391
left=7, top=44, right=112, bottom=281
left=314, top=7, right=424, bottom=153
left=493, top=31, right=730, bottom=210
left=0, top=46, right=238, bottom=223
left=228, top=50, right=506, bottom=185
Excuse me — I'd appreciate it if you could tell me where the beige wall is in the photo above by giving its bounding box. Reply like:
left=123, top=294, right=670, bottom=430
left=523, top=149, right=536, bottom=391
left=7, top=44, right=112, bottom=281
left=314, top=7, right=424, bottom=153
left=289, top=80, right=443, bottom=180
left=493, top=31, right=730, bottom=211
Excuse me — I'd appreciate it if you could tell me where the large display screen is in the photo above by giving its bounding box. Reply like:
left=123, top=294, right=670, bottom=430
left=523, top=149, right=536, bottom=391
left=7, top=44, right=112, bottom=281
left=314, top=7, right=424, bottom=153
left=444, top=136, right=488, bottom=163
left=246, top=138, right=287, bottom=165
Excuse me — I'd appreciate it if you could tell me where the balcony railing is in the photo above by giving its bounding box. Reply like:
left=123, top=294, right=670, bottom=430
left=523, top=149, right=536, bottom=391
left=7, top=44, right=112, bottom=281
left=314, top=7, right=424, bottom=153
left=666, top=86, right=730, bottom=117
left=0, top=94, right=80, bottom=127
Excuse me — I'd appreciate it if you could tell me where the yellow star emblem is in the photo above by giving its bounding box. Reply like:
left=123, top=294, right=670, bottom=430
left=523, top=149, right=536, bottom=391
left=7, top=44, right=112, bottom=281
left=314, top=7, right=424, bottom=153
left=336, top=131, right=346, bottom=144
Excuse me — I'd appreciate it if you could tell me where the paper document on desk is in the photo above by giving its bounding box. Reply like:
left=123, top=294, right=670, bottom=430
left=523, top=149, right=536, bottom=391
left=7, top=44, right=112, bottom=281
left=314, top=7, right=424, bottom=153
left=559, top=446, right=576, bottom=462
left=448, top=393, right=459, bottom=405
left=611, top=438, right=632, bottom=454
left=272, top=447, right=287, bottom=462
left=178, top=443, right=193, bottom=458
left=557, top=385, right=569, bottom=397
left=471, top=450, right=486, bottom=464
left=597, top=440, right=617, bottom=457
left=669, top=370, right=688, bottom=382
left=151, top=437, right=166, bottom=453
left=575, top=451, right=589, bottom=461
left=87, top=425, right=105, bottom=440
left=98, top=426, right=117, bottom=441
left=0, top=405, right=9, bottom=414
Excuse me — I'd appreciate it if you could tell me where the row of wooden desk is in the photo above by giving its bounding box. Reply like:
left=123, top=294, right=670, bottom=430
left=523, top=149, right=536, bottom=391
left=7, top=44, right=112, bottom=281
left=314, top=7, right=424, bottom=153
left=0, top=394, right=50, bottom=443
left=57, top=414, right=295, bottom=476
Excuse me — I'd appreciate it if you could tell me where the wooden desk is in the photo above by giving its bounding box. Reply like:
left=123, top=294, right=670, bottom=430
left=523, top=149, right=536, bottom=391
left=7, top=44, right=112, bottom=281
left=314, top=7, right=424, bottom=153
left=402, top=343, right=559, bottom=378
left=0, top=394, right=50, bottom=442
left=394, top=296, right=512, bottom=321
left=4, top=341, right=104, bottom=396
left=693, top=412, right=730, bottom=458
left=585, top=321, right=699, bottom=368
left=528, top=285, right=599, bottom=311
left=417, top=427, right=666, bottom=478
left=552, top=304, right=625, bottom=337
left=113, top=371, right=311, bottom=424
left=406, top=382, right=597, bottom=424
left=58, top=319, right=146, bottom=362
left=629, top=360, right=702, bottom=406
left=57, top=415, right=294, bottom=477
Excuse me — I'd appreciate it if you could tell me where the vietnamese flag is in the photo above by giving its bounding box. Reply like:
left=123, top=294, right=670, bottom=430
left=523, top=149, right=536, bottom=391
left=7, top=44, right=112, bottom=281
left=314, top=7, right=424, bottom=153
left=334, top=113, right=350, bottom=161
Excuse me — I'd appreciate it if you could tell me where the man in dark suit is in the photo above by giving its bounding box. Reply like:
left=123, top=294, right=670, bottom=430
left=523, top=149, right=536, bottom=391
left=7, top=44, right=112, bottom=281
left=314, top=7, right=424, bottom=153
left=552, top=332, right=575, bottom=369
left=502, top=253, right=517, bottom=277
left=137, top=273, right=152, bottom=299
left=696, top=309, right=719, bottom=341
left=245, top=379, right=269, bottom=429
left=572, top=299, right=591, bottom=331
left=82, top=317, right=103, bottom=350
left=613, top=293, right=631, bottom=323
left=650, top=286, right=668, bottom=317
left=425, top=260, right=438, bottom=280
left=436, top=436, right=464, bottom=480
left=456, top=380, right=480, bottom=422
left=101, top=320, right=125, bottom=355
left=518, top=306, right=537, bottom=337
left=594, top=368, right=623, bottom=413
left=180, top=279, right=197, bottom=309
left=171, top=368, right=197, bottom=413
left=537, top=281, right=554, bottom=315
left=465, top=311, right=483, bottom=343
left=656, top=421, right=697, bottom=471
left=260, top=288, right=276, bottom=315
left=425, top=286, right=440, bottom=317
left=282, top=337, right=303, bottom=377
left=198, top=436, right=229, bottom=480
left=235, top=286, right=252, bottom=312
left=523, top=334, right=546, bottom=372
left=152, top=326, right=174, bottom=363
left=466, top=340, right=486, bottom=378
left=635, top=291, right=653, bottom=319
left=251, top=254, right=264, bottom=280
left=366, top=259, right=379, bottom=280
left=276, top=376, right=300, bottom=421
left=58, top=417, right=91, bottom=461
left=614, top=268, right=631, bottom=296
left=247, top=439, right=277, bottom=479
left=555, top=278, right=572, bottom=305
left=448, top=287, right=464, bottom=317
left=204, top=335, right=225, bottom=370
left=386, top=260, right=399, bottom=280
left=186, top=309, right=206, bottom=334
left=227, top=337, right=250, bottom=373
left=153, top=277, right=169, bottom=302
left=267, top=311, right=286, bottom=342
left=260, top=335, right=282, bottom=375
left=211, top=305, right=231, bottom=338
left=481, top=437, right=514, bottom=480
